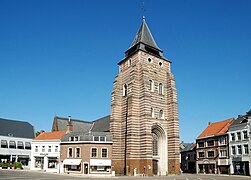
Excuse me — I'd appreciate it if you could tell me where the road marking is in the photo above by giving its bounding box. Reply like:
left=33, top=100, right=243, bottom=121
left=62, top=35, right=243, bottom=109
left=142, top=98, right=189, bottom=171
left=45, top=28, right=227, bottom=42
left=197, top=178, right=202, bottom=180
left=186, top=177, right=189, bottom=180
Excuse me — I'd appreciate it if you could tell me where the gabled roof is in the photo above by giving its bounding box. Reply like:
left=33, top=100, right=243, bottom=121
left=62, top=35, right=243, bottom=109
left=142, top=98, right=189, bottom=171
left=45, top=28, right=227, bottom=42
left=180, top=143, right=196, bottom=152
left=198, top=118, right=234, bottom=139
left=34, top=131, right=66, bottom=140
left=0, top=118, right=35, bottom=139
left=130, top=17, right=161, bottom=51
left=91, top=115, right=110, bottom=132
left=52, top=116, right=92, bottom=132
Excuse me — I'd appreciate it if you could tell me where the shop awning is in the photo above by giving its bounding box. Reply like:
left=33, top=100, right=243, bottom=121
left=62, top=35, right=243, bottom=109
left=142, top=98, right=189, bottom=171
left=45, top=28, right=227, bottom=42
left=63, top=159, right=82, bottom=165
left=90, top=159, right=111, bottom=166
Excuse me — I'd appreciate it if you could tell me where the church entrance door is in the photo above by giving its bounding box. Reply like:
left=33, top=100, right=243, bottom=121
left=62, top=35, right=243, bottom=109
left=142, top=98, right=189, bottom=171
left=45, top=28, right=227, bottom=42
left=152, top=159, right=158, bottom=175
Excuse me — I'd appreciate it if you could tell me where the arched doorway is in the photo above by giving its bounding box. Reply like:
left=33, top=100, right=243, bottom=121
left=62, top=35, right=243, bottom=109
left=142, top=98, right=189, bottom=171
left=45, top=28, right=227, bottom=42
left=152, top=123, right=168, bottom=176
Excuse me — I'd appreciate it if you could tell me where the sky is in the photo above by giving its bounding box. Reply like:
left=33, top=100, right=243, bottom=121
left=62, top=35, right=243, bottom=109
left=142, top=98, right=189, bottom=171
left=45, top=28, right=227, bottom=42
left=0, top=0, right=250, bottom=142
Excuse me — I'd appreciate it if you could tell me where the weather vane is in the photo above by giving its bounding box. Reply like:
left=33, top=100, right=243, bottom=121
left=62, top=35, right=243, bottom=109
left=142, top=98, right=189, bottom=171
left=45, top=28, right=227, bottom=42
left=141, top=1, right=145, bottom=19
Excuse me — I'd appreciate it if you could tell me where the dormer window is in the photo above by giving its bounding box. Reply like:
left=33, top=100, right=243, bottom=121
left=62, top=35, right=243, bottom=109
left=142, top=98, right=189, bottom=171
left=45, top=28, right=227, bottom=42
left=93, top=136, right=106, bottom=142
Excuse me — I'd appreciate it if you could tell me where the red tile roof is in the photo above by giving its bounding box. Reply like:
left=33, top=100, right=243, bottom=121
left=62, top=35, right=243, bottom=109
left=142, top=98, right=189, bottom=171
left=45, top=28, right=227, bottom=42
left=34, top=131, right=66, bottom=140
left=198, top=118, right=234, bottom=139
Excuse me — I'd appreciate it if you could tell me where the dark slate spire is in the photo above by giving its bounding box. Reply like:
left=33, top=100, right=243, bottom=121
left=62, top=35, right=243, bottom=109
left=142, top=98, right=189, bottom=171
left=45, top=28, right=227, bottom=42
left=125, top=17, right=164, bottom=59
left=131, top=16, right=160, bottom=50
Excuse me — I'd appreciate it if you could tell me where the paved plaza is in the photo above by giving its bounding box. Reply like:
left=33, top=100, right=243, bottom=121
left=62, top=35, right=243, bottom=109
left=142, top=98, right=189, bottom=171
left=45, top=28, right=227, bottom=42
left=0, top=170, right=251, bottom=180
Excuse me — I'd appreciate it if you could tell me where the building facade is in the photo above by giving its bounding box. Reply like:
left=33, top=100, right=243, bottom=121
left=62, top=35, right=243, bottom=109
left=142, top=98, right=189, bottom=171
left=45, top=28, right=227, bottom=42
left=60, top=131, right=113, bottom=176
left=110, top=17, right=180, bottom=176
left=228, top=110, right=251, bottom=176
left=180, top=142, right=196, bottom=173
left=196, top=118, right=233, bottom=174
left=30, top=130, right=66, bottom=173
left=0, top=118, right=35, bottom=167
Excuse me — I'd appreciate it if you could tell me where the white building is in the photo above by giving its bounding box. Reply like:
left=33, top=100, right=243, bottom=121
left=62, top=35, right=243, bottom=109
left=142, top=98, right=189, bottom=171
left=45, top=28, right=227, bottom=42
left=30, top=130, right=66, bottom=173
left=0, top=118, right=35, bottom=167
left=228, top=110, right=251, bottom=176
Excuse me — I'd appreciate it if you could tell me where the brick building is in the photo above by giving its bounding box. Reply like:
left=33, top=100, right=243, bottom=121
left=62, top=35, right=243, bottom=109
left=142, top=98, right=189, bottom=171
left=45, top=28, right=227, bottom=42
left=110, top=17, right=180, bottom=176
left=196, top=118, right=234, bottom=174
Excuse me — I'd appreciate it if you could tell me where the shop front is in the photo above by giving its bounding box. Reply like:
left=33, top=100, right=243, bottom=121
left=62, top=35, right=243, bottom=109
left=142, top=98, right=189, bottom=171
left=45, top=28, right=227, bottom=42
left=89, top=159, right=111, bottom=174
left=63, top=159, right=82, bottom=174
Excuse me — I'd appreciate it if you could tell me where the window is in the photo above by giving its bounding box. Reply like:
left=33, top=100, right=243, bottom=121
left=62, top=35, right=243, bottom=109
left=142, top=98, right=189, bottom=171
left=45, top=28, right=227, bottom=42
left=35, top=157, right=43, bottom=168
left=55, top=146, right=58, bottom=152
left=148, top=58, right=152, bottom=63
left=199, top=152, right=205, bottom=158
left=237, top=132, right=241, bottom=141
left=25, top=142, right=31, bottom=150
left=76, top=147, right=80, bottom=158
left=237, top=145, right=242, bottom=155
left=207, top=140, right=214, bottom=147
left=48, top=157, right=58, bottom=169
left=68, top=147, right=73, bottom=158
left=232, top=146, right=236, bottom=155
left=152, top=133, right=158, bottom=156
left=91, top=148, right=97, bottom=158
left=159, top=61, right=163, bottom=67
left=35, top=146, right=38, bottom=152
left=94, top=136, right=99, bottom=141
left=158, top=83, right=164, bottom=95
left=244, top=144, right=249, bottom=154
left=69, top=136, right=79, bottom=141
left=198, top=142, right=204, bottom=148
left=93, top=136, right=106, bottom=142
left=128, top=59, right=131, bottom=67
left=101, top=148, right=108, bottom=158
left=208, top=151, right=214, bottom=158
left=243, top=131, right=248, bottom=140
left=123, top=84, right=127, bottom=96
left=219, top=137, right=226, bottom=145
left=231, top=133, right=235, bottom=141
left=151, top=108, right=154, bottom=118
left=17, top=141, right=24, bottom=149
left=41, top=146, right=45, bottom=152
left=220, top=150, right=227, bottom=157
left=100, top=136, right=106, bottom=141
left=159, top=109, right=164, bottom=119
left=48, top=146, right=52, bottom=152
left=1, top=140, right=8, bottom=148
left=9, top=141, right=16, bottom=149
left=149, top=80, right=154, bottom=92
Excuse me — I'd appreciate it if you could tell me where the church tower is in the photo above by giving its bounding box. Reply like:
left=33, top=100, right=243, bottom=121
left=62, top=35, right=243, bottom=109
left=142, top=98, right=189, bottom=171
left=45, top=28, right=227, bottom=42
left=110, top=17, right=180, bottom=176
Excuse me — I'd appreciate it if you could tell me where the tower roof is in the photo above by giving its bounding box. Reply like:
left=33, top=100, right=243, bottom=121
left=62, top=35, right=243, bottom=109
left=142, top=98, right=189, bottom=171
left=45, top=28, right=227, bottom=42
left=124, top=17, right=165, bottom=60
left=130, top=17, right=161, bottom=51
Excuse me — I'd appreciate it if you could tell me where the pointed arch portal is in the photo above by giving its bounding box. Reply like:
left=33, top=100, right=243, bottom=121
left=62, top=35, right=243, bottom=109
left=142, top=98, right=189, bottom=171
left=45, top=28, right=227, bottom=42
left=152, top=123, right=168, bottom=176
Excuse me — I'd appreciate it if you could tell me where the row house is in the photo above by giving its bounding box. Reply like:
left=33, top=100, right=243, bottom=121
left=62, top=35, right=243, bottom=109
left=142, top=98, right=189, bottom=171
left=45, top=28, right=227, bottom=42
left=196, top=118, right=234, bottom=174
left=228, top=110, right=251, bottom=176
left=31, top=115, right=112, bottom=176
left=30, top=130, right=66, bottom=173
left=180, top=142, right=196, bottom=173
left=0, top=118, right=35, bottom=167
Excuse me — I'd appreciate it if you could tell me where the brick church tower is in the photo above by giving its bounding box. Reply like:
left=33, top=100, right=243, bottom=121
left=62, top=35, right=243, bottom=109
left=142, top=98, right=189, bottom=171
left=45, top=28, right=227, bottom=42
left=110, top=17, right=180, bottom=176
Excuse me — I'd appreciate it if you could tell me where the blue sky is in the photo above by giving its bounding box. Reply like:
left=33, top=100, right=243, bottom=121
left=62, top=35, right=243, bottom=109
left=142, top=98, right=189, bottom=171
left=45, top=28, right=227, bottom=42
left=0, top=0, right=250, bottom=142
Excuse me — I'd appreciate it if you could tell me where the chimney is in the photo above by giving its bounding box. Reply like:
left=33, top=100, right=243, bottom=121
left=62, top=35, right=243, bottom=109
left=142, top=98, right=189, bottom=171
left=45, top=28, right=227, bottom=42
left=208, top=122, right=212, bottom=126
left=40, top=130, right=45, bottom=134
left=67, top=116, right=73, bottom=133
